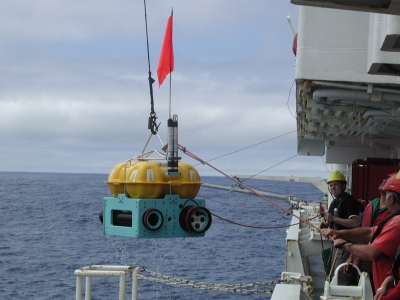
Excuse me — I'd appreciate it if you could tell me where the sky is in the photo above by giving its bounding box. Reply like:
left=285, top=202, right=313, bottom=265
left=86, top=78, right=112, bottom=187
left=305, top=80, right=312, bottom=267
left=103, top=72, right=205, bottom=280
left=0, top=1, right=330, bottom=178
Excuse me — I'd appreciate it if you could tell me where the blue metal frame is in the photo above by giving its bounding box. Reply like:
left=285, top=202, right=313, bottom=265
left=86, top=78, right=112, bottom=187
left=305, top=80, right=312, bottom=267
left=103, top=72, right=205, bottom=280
left=103, top=194, right=207, bottom=238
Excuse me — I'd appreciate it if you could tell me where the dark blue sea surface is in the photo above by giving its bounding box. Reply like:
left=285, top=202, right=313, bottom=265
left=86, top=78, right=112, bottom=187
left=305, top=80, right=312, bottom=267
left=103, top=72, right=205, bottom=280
left=0, top=172, right=323, bottom=299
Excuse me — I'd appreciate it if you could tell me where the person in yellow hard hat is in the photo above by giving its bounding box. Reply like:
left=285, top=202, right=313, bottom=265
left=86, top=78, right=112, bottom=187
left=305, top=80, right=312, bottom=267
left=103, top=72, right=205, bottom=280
left=318, top=170, right=361, bottom=285
left=319, top=171, right=360, bottom=231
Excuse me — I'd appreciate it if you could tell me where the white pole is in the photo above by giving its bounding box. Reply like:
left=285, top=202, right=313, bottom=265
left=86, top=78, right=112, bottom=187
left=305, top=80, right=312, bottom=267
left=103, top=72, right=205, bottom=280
left=132, top=267, right=139, bottom=300
left=76, top=276, right=82, bottom=300
left=287, top=16, right=297, bottom=35
left=169, top=71, right=172, bottom=118
left=85, top=276, right=92, bottom=300
left=119, top=273, right=126, bottom=300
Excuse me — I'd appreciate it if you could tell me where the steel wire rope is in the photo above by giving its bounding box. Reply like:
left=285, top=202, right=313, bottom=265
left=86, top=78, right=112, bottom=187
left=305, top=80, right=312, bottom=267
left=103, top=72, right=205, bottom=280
left=229, top=190, right=291, bottom=213
left=238, top=154, right=298, bottom=183
left=143, top=0, right=160, bottom=135
left=321, top=156, right=330, bottom=173
left=201, top=184, right=322, bottom=201
left=179, top=144, right=322, bottom=231
left=198, top=189, right=291, bottom=212
left=210, top=211, right=293, bottom=229
left=198, top=192, right=269, bottom=210
left=195, top=193, right=270, bottom=224
left=193, top=130, right=296, bottom=167
left=210, top=208, right=320, bottom=229
left=199, top=192, right=293, bottom=227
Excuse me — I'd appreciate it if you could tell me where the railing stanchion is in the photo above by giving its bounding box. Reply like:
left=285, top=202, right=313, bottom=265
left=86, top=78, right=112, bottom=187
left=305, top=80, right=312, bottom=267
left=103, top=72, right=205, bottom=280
left=132, top=267, right=139, bottom=300
left=85, top=276, right=92, bottom=300
left=76, top=276, right=82, bottom=300
left=119, top=273, right=126, bottom=300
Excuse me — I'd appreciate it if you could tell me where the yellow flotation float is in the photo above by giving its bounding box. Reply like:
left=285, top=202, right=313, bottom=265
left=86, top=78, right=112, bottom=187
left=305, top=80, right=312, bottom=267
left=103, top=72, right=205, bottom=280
left=106, top=161, right=202, bottom=199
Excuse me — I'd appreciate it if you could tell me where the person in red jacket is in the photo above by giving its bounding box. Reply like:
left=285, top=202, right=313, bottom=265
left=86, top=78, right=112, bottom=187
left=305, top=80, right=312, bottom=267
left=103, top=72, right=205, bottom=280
left=374, top=248, right=400, bottom=300
left=349, top=178, right=390, bottom=289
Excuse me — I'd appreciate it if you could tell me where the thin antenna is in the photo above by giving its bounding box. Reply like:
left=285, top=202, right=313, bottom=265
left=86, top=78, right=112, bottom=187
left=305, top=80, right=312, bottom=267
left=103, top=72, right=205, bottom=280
left=287, top=16, right=297, bottom=36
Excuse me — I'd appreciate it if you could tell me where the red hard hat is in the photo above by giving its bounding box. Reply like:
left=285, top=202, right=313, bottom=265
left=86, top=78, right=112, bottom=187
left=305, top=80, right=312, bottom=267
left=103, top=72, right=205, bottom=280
left=382, top=171, right=400, bottom=194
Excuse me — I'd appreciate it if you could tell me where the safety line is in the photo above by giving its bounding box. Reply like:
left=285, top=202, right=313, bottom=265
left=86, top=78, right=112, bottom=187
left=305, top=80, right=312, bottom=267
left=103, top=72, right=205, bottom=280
left=210, top=204, right=319, bottom=229
left=211, top=212, right=291, bottom=229
left=241, top=154, right=298, bottom=182
left=194, top=130, right=296, bottom=166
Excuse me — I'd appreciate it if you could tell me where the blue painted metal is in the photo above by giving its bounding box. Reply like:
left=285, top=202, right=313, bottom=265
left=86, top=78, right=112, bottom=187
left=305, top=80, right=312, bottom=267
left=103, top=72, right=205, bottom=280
left=103, top=194, right=207, bottom=238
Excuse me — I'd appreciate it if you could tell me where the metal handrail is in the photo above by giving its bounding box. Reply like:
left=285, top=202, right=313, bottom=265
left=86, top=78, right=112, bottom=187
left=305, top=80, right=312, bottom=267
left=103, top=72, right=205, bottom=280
left=74, top=265, right=140, bottom=300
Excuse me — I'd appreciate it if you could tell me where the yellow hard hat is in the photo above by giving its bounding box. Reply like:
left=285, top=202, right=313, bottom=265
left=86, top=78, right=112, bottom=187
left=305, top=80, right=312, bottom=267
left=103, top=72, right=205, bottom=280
left=327, top=171, right=346, bottom=184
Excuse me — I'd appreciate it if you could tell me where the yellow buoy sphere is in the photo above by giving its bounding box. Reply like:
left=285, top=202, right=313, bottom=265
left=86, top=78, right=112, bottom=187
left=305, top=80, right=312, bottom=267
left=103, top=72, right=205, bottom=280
left=106, top=161, right=202, bottom=199
left=107, top=161, right=137, bottom=197
left=169, top=162, right=201, bottom=199
left=125, top=161, right=164, bottom=199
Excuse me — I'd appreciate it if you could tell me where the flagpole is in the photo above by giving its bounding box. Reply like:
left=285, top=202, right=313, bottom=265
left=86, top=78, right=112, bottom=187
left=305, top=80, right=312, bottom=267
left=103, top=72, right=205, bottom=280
left=169, top=67, right=172, bottom=119
left=157, top=7, right=174, bottom=118
left=169, top=8, right=173, bottom=119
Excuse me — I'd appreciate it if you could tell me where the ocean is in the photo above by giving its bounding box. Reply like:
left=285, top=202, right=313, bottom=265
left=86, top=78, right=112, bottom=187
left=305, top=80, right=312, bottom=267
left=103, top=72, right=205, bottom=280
left=0, top=172, right=323, bottom=299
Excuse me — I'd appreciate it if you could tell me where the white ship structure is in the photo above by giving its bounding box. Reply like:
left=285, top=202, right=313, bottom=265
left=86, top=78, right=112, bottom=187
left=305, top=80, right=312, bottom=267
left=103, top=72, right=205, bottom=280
left=271, top=1, right=400, bottom=299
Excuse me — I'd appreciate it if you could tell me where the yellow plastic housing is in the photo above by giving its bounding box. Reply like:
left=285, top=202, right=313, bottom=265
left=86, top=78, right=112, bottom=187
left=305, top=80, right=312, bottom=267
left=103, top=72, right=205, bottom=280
left=107, top=162, right=136, bottom=197
left=106, top=161, right=201, bottom=199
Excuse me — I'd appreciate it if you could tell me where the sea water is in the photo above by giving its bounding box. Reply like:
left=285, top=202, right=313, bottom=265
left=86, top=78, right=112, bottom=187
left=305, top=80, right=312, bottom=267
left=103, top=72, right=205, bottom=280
left=0, top=172, right=323, bottom=299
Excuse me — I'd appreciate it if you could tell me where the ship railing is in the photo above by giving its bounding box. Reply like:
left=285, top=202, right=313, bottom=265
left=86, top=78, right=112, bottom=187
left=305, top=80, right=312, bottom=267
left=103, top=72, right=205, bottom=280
left=75, top=264, right=279, bottom=298
left=74, top=265, right=140, bottom=300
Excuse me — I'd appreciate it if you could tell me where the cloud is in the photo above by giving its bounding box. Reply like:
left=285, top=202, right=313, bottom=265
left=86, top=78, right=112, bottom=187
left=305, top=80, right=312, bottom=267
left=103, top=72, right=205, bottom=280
left=0, top=1, right=328, bottom=179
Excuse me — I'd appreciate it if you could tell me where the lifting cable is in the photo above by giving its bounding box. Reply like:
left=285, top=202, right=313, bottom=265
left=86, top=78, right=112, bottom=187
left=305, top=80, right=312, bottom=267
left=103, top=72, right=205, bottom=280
left=194, top=130, right=296, bottom=167
left=211, top=212, right=292, bottom=229
left=240, top=154, right=298, bottom=183
left=143, top=0, right=160, bottom=135
left=209, top=203, right=319, bottom=230
left=192, top=130, right=300, bottom=185
left=200, top=191, right=295, bottom=224
left=179, top=144, right=321, bottom=232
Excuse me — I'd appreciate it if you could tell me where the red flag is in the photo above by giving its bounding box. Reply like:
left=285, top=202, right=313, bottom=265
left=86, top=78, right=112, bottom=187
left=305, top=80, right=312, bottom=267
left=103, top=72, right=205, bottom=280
left=292, top=32, right=298, bottom=56
left=157, top=12, right=174, bottom=86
